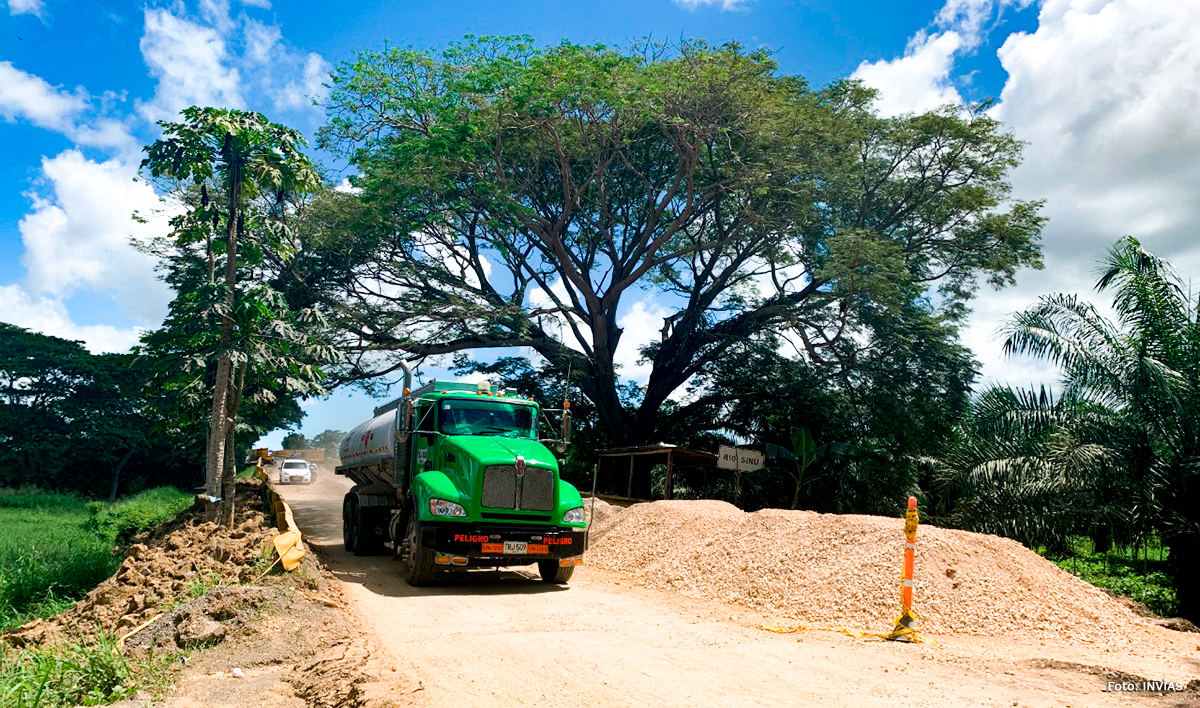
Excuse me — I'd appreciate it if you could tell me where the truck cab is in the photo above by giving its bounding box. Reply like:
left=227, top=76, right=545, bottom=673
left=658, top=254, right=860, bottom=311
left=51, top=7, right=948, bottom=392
left=337, top=379, right=587, bottom=586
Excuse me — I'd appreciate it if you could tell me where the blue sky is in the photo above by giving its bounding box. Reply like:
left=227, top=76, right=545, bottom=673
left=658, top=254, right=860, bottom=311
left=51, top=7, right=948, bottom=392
left=4, top=0, right=1199, bottom=448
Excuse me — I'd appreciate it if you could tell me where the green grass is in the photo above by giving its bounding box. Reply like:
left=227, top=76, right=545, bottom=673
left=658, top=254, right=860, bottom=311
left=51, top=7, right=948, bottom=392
left=0, top=632, right=179, bottom=708
left=0, top=487, right=192, bottom=630
left=1040, top=537, right=1178, bottom=617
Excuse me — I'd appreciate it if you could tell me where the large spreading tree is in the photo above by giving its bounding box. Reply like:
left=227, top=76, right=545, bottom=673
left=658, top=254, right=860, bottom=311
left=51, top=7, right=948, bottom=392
left=314, top=37, right=1044, bottom=446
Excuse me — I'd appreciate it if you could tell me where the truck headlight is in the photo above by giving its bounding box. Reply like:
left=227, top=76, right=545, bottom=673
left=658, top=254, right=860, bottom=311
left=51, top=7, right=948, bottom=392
left=429, top=499, right=467, bottom=517
left=562, top=507, right=585, bottom=524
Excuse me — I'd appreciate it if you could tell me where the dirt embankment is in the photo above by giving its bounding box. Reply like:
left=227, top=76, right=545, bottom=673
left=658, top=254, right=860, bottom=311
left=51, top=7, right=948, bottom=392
left=4, top=478, right=422, bottom=708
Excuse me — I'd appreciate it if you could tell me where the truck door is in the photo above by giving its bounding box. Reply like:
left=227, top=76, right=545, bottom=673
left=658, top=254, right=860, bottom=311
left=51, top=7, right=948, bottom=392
left=409, top=402, right=436, bottom=485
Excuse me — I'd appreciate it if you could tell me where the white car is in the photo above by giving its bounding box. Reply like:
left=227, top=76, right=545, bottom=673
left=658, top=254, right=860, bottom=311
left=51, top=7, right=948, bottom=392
left=279, top=459, right=314, bottom=484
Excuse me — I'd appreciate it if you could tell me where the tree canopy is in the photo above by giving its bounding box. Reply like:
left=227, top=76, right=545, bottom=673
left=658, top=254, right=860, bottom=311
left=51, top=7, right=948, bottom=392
left=312, top=36, right=1044, bottom=445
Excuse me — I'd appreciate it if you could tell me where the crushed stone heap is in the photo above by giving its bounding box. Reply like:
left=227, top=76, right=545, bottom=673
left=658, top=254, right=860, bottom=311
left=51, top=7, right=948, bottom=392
left=585, top=500, right=1151, bottom=644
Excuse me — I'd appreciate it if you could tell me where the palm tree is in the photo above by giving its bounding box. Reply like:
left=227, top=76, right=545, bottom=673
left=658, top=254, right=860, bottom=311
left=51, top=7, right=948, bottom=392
left=962, top=236, right=1200, bottom=620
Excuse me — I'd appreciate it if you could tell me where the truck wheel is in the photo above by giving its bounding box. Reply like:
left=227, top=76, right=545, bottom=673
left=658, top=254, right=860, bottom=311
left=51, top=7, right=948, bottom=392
left=342, top=494, right=359, bottom=553
left=537, top=559, right=574, bottom=584
left=402, top=514, right=437, bottom=587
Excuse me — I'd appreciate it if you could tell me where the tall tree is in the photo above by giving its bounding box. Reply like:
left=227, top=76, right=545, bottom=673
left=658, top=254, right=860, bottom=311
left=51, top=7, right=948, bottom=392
left=314, top=36, right=1043, bottom=446
left=141, top=107, right=321, bottom=523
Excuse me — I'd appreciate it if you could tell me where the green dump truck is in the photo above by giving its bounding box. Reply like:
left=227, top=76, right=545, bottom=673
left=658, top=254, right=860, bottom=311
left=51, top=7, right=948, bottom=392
left=336, top=363, right=586, bottom=586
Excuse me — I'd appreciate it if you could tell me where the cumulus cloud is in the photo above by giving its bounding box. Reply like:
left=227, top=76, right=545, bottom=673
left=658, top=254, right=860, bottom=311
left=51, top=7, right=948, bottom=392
left=0, top=62, right=87, bottom=130
left=859, top=0, right=1200, bottom=389
left=276, top=52, right=331, bottom=112
left=852, top=31, right=965, bottom=117
left=6, top=0, right=43, bottom=19
left=615, top=298, right=671, bottom=383
left=138, top=8, right=244, bottom=123
left=0, top=62, right=139, bottom=157
left=852, top=0, right=1031, bottom=117
left=0, top=285, right=146, bottom=354
left=19, top=150, right=175, bottom=323
left=959, top=0, right=1200, bottom=386
left=137, top=4, right=329, bottom=126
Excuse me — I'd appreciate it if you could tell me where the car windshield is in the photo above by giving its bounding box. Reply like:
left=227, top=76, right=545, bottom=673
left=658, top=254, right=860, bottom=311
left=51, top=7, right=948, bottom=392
left=438, top=398, right=537, bottom=438
left=283, top=461, right=306, bottom=469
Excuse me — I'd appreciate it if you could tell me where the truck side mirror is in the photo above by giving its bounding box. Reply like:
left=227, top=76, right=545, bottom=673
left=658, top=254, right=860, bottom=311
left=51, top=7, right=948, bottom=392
left=396, top=400, right=412, bottom=443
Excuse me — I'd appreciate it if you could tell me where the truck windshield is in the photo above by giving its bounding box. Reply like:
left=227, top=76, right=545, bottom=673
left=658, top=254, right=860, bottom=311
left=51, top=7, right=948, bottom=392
left=438, top=399, right=537, bottom=438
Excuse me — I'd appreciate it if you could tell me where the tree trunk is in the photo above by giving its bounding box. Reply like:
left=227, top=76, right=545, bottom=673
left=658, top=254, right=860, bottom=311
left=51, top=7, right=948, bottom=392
left=107, top=449, right=136, bottom=502
left=1170, top=533, right=1199, bottom=623
left=220, top=361, right=248, bottom=528
left=206, top=141, right=241, bottom=525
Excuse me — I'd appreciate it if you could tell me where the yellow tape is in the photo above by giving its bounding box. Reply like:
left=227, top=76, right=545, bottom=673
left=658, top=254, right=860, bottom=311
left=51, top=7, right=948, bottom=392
left=759, top=622, right=932, bottom=643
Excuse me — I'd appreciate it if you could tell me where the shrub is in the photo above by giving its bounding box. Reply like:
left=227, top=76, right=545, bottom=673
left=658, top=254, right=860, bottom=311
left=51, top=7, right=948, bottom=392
left=84, top=487, right=194, bottom=546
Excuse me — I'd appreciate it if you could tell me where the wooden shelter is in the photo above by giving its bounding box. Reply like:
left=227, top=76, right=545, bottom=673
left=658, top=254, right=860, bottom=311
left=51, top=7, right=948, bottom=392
left=595, top=443, right=719, bottom=501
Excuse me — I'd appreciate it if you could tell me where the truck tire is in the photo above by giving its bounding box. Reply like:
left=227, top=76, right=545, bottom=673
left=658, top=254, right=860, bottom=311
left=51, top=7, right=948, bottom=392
left=402, top=513, right=437, bottom=587
left=537, top=559, right=574, bottom=584
left=342, top=494, right=359, bottom=553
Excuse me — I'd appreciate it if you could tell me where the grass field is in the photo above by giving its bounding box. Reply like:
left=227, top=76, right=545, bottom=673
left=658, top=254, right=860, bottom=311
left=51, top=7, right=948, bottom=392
left=0, top=487, right=193, bottom=629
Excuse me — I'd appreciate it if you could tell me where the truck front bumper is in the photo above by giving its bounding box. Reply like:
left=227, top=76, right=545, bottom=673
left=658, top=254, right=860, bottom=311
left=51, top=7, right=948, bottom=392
left=420, top=522, right=587, bottom=564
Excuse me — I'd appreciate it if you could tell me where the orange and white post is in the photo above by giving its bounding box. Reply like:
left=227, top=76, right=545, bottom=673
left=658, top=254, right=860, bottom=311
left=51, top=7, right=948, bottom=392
left=888, top=495, right=921, bottom=641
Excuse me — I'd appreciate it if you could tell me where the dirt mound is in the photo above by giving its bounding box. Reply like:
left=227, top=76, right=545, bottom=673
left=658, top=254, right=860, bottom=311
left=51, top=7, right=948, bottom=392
left=583, top=497, right=623, bottom=537
left=6, top=479, right=275, bottom=646
left=586, top=501, right=1153, bottom=644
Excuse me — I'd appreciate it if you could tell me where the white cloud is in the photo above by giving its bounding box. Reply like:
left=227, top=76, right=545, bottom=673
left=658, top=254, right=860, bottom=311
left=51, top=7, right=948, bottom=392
left=19, top=150, right=175, bottom=323
left=238, top=0, right=271, bottom=7
left=334, top=177, right=362, bottom=195
left=615, top=298, right=671, bottom=383
left=528, top=278, right=591, bottom=354
left=852, top=0, right=1032, bottom=117
left=276, top=52, right=331, bottom=111
left=0, top=62, right=139, bottom=157
left=852, top=31, right=965, bottom=117
left=0, top=61, right=88, bottom=132
left=0, top=285, right=145, bottom=354
left=199, top=0, right=233, bottom=34
left=136, top=6, right=328, bottom=126
left=6, top=0, right=43, bottom=20
left=138, top=8, right=244, bottom=123
left=956, top=0, right=1200, bottom=386
left=674, top=0, right=750, bottom=10
left=243, top=18, right=281, bottom=65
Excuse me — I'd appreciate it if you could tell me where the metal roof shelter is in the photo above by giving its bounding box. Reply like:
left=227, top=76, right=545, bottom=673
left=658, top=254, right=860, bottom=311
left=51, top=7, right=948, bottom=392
left=596, top=443, right=719, bottom=501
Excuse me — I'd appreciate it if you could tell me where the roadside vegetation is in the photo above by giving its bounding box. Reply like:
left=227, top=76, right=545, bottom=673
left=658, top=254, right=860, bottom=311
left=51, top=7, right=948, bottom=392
left=0, top=487, right=192, bottom=629
left=1040, top=537, right=1177, bottom=618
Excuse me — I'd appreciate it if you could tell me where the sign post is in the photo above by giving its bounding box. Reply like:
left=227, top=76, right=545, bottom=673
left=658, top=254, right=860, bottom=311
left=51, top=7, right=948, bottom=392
left=717, top=446, right=764, bottom=472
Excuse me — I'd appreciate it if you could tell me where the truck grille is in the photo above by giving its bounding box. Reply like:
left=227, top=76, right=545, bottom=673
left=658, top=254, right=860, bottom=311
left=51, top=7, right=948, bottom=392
left=482, top=465, right=554, bottom=511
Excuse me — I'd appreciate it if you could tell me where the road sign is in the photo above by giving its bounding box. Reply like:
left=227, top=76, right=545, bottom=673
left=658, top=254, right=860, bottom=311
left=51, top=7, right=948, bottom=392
left=717, top=445, right=765, bottom=472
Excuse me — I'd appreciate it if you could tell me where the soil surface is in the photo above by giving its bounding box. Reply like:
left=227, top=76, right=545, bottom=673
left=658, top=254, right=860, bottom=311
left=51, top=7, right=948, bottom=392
left=4, top=477, right=421, bottom=708
left=276, top=473, right=1200, bottom=708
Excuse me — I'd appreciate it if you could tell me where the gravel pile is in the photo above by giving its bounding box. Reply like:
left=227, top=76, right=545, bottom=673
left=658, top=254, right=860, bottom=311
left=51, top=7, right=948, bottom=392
left=586, top=501, right=1151, bottom=643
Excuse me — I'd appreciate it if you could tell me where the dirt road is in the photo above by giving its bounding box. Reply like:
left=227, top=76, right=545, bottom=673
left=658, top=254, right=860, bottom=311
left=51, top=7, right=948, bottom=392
left=275, top=471, right=1198, bottom=708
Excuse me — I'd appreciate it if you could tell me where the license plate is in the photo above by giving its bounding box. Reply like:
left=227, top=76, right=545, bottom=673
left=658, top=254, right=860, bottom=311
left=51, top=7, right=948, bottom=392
left=503, top=541, right=527, bottom=554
